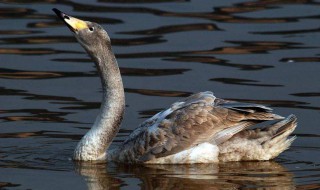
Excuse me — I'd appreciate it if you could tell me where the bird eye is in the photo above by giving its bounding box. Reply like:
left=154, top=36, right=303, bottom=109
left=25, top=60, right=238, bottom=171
left=89, top=27, right=94, bottom=32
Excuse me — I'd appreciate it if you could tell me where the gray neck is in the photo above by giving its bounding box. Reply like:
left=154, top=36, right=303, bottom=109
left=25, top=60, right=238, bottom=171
left=73, top=42, right=125, bottom=161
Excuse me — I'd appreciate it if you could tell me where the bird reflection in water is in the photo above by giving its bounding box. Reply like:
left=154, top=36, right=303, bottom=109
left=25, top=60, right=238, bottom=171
left=75, top=161, right=295, bottom=190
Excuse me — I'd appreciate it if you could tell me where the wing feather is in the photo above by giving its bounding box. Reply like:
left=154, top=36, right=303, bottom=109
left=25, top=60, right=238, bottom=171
left=115, top=91, right=283, bottom=163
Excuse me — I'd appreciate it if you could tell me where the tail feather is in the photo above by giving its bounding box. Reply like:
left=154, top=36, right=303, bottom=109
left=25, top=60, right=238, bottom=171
left=271, top=114, right=297, bottom=138
left=262, top=115, right=297, bottom=158
left=262, top=114, right=297, bottom=145
left=218, top=115, right=297, bottom=162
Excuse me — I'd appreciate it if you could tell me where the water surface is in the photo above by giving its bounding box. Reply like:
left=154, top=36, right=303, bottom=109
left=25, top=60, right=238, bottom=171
left=0, top=0, right=320, bottom=189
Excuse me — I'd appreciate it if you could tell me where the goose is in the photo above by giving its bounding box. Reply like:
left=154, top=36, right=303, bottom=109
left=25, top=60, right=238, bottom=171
left=53, top=8, right=297, bottom=164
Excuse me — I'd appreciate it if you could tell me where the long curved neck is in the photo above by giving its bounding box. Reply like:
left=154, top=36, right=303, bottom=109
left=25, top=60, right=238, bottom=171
left=74, top=42, right=125, bottom=161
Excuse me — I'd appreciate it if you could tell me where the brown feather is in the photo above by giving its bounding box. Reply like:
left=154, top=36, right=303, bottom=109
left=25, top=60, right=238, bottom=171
left=112, top=91, right=286, bottom=163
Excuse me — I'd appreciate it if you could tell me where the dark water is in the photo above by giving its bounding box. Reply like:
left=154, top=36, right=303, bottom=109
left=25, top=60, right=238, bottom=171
left=0, top=0, right=320, bottom=189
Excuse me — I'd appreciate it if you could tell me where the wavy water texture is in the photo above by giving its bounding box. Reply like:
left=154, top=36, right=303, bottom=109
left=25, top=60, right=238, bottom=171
left=0, top=0, right=319, bottom=189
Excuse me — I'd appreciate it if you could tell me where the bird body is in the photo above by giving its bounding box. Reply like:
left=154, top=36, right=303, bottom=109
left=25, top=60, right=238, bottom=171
left=53, top=9, right=297, bottom=164
left=107, top=92, right=296, bottom=164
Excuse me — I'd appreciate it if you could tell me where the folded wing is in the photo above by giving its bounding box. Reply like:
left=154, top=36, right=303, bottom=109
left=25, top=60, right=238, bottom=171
left=116, top=91, right=284, bottom=163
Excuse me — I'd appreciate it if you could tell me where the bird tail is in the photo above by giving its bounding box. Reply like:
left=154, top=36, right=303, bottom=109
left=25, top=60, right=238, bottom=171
left=218, top=115, right=297, bottom=162
left=261, top=114, right=297, bottom=158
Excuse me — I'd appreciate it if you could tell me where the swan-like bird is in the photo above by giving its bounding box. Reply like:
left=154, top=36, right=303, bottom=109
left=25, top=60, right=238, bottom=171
left=53, top=8, right=297, bottom=164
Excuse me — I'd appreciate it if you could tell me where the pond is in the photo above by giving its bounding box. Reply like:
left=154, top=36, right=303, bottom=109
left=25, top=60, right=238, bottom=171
left=0, top=0, right=319, bottom=189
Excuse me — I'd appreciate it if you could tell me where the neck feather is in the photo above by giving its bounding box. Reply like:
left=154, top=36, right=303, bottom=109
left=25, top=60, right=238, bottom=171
left=74, top=42, right=125, bottom=161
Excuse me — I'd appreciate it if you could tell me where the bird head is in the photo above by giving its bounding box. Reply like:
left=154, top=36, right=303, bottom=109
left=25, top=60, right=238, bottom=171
left=52, top=8, right=111, bottom=56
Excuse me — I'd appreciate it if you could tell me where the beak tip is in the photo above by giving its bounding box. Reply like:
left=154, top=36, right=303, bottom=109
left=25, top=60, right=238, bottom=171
left=53, top=8, right=87, bottom=33
left=52, top=8, right=59, bottom=14
left=52, top=8, right=64, bottom=18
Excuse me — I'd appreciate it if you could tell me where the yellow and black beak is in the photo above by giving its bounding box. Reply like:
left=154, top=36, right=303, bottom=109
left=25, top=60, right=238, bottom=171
left=53, top=8, right=88, bottom=33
